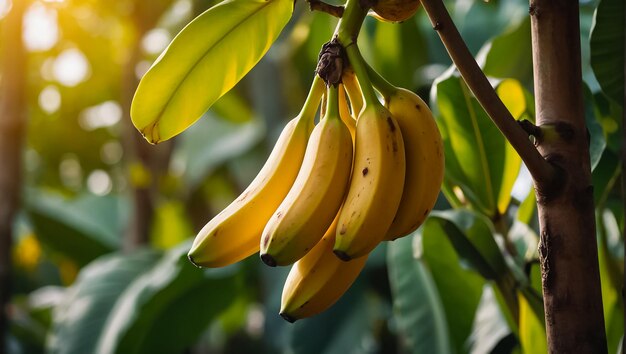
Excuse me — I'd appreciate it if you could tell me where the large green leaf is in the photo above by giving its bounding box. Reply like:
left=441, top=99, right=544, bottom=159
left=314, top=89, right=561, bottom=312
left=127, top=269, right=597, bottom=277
left=24, top=191, right=122, bottom=266
left=590, top=0, right=624, bottom=105
left=47, top=250, right=161, bottom=354
left=94, top=242, right=241, bottom=354
left=370, top=19, right=429, bottom=89
left=387, top=235, right=452, bottom=354
left=432, top=72, right=522, bottom=216
left=131, top=0, right=294, bottom=143
left=429, top=209, right=508, bottom=281
left=286, top=280, right=375, bottom=354
left=481, top=17, right=533, bottom=85
left=518, top=264, right=547, bottom=354
left=421, top=219, right=485, bottom=353
left=174, top=113, right=265, bottom=188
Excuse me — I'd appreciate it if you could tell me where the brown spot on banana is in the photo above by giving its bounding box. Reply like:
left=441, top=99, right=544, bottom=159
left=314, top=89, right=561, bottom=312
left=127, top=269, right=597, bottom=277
left=386, top=117, right=396, bottom=132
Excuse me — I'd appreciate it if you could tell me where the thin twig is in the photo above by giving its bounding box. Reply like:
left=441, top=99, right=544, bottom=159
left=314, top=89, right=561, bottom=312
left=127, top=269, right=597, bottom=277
left=419, top=0, right=555, bottom=188
left=307, top=0, right=344, bottom=17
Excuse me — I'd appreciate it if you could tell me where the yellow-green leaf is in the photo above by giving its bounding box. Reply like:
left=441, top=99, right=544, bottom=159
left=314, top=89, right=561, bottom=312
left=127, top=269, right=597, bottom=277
left=131, top=0, right=294, bottom=144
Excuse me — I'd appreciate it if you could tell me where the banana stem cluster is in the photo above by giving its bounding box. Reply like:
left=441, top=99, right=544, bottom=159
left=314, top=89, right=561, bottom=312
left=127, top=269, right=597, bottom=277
left=189, top=0, right=444, bottom=322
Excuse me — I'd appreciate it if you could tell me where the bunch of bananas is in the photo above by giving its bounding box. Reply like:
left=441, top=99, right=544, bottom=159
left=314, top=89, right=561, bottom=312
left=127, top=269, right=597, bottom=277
left=188, top=54, right=444, bottom=322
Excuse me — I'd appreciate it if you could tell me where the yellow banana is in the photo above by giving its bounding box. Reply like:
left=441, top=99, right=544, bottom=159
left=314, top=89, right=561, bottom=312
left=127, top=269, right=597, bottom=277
left=280, top=216, right=368, bottom=322
left=338, top=84, right=356, bottom=140
left=384, top=88, right=444, bottom=240
left=188, top=77, right=324, bottom=268
left=334, top=102, right=406, bottom=260
left=342, top=69, right=364, bottom=116
left=260, top=85, right=353, bottom=267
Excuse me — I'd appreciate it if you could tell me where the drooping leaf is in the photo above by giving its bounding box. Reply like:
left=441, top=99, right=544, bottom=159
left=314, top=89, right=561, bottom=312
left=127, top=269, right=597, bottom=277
left=387, top=234, right=452, bottom=354
left=370, top=19, right=429, bottom=89
left=94, top=242, right=241, bottom=354
left=24, top=191, right=123, bottom=266
left=47, top=250, right=161, bottom=354
left=173, top=113, right=265, bottom=188
left=467, top=286, right=513, bottom=354
left=131, top=0, right=294, bottom=143
left=431, top=72, right=522, bottom=216
left=428, top=209, right=508, bottom=281
left=519, top=290, right=547, bottom=354
left=481, top=17, right=533, bottom=85
left=287, top=279, right=375, bottom=354
left=421, top=218, right=485, bottom=354
left=590, top=0, right=624, bottom=105
left=582, top=84, right=607, bottom=171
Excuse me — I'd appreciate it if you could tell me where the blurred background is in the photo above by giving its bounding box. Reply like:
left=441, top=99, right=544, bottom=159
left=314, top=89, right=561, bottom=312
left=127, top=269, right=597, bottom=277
left=0, top=0, right=623, bottom=353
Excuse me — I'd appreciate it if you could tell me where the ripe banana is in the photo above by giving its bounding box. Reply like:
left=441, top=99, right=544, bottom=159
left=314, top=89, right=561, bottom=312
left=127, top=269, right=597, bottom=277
left=280, top=216, right=368, bottom=322
left=385, top=88, right=444, bottom=240
left=260, top=85, right=353, bottom=267
left=334, top=103, right=406, bottom=260
left=187, top=77, right=324, bottom=267
left=342, top=69, right=364, bottom=116
left=338, top=84, right=356, bottom=140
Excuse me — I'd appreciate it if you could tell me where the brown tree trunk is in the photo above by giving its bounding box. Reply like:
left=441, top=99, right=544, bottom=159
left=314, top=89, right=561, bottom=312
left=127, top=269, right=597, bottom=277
left=121, top=35, right=155, bottom=251
left=530, top=0, right=607, bottom=352
left=0, top=1, right=28, bottom=351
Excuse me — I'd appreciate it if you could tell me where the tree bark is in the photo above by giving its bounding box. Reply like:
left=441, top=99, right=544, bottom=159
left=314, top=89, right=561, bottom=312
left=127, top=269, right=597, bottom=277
left=530, top=0, right=607, bottom=352
left=0, top=1, right=28, bottom=351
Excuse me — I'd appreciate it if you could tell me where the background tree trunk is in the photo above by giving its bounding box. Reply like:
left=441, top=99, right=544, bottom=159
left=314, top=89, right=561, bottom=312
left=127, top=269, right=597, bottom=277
left=0, top=1, right=28, bottom=351
left=530, top=0, right=608, bottom=352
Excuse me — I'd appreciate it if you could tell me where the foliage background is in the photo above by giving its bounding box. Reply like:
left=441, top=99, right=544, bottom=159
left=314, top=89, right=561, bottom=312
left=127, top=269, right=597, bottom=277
left=1, top=0, right=623, bottom=352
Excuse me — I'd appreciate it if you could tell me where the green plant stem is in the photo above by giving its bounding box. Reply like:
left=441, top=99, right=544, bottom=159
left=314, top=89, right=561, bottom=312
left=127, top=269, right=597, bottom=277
left=333, top=0, right=380, bottom=108
left=299, top=75, right=325, bottom=119
left=418, top=0, right=555, bottom=189
left=324, top=85, right=340, bottom=119
left=364, top=62, right=398, bottom=99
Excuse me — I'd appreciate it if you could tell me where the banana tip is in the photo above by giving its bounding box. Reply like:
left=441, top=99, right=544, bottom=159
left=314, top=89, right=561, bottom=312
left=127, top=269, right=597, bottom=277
left=187, top=254, right=202, bottom=268
left=280, top=312, right=297, bottom=323
left=333, top=250, right=352, bottom=262
left=260, top=253, right=277, bottom=267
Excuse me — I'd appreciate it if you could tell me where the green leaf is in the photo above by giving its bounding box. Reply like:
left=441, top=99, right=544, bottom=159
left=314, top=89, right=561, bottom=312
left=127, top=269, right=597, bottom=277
left=47, top=250, right=161, bottom=354
left=387, top=234, right=452, bottom=354
left=24, top=191, right=122, bottom=266
left=592, top=149, right=620, bottom=206
left=174, top=113, right=265, bottom=188
left=431, top=72, right=522, bottom=216
left=583, top=83, right=607, bottom=170
left=519, top=290, right=547, bottom=354
left=287, top=280, right=375, bottom=354
left=370, top=19, right=429, bottom=89
left=131, top=0, right=294, bottom=143
left=481, top=17, right=533, bottom=85
left=590, top=0, right=624, bottom=105
left=421, top=219, right=485, bottom=353
left=428, top=209, right=509, bottom=281
left=94, top=242, right=241, bottom=354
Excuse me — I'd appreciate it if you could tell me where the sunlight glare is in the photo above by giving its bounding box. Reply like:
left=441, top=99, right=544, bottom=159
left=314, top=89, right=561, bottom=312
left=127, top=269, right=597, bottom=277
left=53, top=48, right=90, bottom=87
left=79, top=101, right=122, bottom=131
left=23, top=2, right=59, bottom=51
left=142, top=28, right=171, bottom=55
left=38, top=85, right=61, bottom=114
left=87, top=170, right=113, bottom=196
left=0, top=0, right=11, bottom=19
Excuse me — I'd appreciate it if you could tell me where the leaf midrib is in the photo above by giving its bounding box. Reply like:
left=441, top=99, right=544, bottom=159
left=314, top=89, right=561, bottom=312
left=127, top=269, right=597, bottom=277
left=148, top=0, right=285, bottom=133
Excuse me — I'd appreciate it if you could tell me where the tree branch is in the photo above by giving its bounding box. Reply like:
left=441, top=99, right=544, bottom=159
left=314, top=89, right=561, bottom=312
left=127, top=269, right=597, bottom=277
left=418, top=0, right=556, bottom=189
left=307, top=0, right=344, bottom=17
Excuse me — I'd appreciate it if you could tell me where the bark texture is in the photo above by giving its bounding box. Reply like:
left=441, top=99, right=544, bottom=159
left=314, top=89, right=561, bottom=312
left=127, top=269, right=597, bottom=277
left=0, top=1, right=28, bottom=351
left=530, top=0, right=607, bottom=352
